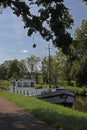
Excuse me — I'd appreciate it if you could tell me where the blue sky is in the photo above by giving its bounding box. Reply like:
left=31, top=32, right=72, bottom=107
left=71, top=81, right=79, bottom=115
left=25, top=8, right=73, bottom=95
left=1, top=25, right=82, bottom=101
left=0, top=0, right=87, bottom=64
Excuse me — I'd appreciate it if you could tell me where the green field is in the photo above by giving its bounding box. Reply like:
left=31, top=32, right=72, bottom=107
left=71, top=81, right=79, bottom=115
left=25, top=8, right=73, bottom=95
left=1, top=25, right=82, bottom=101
left=0, top=90, right=87, bottom=130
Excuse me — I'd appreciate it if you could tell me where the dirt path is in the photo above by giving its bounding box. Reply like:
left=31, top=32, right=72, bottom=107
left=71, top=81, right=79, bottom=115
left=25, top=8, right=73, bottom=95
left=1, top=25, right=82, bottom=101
left=0, top=96, right=57, bottom=130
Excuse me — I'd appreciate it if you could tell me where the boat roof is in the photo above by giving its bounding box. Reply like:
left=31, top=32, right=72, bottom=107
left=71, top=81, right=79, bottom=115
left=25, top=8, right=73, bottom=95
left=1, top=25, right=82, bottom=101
left=10, top=79, right=35, bottom=82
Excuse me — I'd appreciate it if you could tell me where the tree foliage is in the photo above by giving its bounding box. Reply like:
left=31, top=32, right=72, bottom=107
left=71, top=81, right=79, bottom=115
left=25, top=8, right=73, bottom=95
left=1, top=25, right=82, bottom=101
left=41, top=57, right=48, bottom=84
left=25, top=55, right=40, bottom=73
left=0, top=65, right=7, bottom=80
left=41, top=49, right=67, bottom=85
left=83, top=0, right=87, bottom=4
left=7, top=59, right=21, bottom=79
left=0, top=0, right=73, bottom=53
left=69, top=20, right=87, bottom=87
left=0, top=57, right=41, bottom=81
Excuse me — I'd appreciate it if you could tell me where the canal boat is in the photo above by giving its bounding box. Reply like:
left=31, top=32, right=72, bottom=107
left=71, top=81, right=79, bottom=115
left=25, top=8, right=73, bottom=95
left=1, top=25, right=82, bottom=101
left=7, top=79, right=75, bottom=107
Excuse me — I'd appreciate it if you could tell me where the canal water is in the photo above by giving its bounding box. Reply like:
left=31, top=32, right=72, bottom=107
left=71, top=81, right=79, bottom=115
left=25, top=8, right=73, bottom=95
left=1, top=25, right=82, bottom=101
left=73, top=96, right=87, bottom=113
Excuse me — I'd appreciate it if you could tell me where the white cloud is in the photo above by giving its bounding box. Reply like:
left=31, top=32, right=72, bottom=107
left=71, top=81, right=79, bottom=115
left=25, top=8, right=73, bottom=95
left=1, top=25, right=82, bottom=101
left=21, top=50, right=28, bottom=53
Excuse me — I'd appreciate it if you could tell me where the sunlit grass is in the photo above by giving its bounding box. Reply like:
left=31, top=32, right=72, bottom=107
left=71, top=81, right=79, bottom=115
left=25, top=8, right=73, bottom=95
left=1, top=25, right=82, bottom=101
left=0, top=90, right=87, bottom=130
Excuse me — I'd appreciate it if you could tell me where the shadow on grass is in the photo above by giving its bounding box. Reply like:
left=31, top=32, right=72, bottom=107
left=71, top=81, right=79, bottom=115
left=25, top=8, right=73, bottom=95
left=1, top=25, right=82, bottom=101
left=0, top=110, right=56, bottom=130
left=31, top=108, right=87, bottom=130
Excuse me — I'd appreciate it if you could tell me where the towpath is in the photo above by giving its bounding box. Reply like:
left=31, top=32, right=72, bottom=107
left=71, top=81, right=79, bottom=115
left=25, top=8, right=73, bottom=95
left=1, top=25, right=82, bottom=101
left=0, top=96, right=56, bottom=130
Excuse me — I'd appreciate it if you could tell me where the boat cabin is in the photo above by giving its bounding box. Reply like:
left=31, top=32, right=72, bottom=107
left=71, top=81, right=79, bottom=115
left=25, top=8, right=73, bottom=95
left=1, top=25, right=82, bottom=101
left=8, top=79, right=36, bottom=96
left=10, top=79, right=35, bottom=88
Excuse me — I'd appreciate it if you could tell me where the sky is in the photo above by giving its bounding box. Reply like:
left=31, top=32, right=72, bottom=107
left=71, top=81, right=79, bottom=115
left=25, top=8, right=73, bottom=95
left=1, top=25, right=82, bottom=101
left=0, top=0, right=87, bottom=64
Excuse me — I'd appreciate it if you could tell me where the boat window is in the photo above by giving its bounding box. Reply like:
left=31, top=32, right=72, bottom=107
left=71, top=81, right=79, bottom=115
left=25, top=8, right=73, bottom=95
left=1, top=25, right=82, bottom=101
left=23, top=82, right=29, bottom=87
left=27, top=91, right=29, bottom=95
left=30, top=82, right=34, bottom=87
left=17, top=82, right=22, bottom=87
left=60, top=95, right=63, bottom=99
left=16, top=89, right=18, bottom=94
left=20, top=90, right=22, bottom=94
left=23, top=91, right=25, bottom=95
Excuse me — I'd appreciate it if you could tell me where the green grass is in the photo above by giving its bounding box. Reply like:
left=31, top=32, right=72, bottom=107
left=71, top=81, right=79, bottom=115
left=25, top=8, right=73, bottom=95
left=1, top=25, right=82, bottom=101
left=0, top=90, right=87, bottom=130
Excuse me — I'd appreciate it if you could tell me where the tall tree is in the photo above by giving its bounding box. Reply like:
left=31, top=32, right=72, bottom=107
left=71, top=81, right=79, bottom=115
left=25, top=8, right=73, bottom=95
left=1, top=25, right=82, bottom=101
left=7, top=59, right=21, bottom=79
left=0, top=0, right=73, bottom=53
left=25, top=55, right=40, bottom=79
left=0, top=60, right=12, bottom=80
left=69, top=20, right=87, bottom=87
left=18, top=60, right=27, bottom=78
left=41, top=50, right=67, bottom=86
left=0, top=65, right=7, bottom=80
left=52, top=49, right=67, bottom=84
left=41, top=57, right=48, bottom=84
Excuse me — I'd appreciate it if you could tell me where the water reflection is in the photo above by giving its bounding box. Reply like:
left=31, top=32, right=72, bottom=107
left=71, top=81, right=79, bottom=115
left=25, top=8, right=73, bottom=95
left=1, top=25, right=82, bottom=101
left=73, top=96, right=87, bottom=113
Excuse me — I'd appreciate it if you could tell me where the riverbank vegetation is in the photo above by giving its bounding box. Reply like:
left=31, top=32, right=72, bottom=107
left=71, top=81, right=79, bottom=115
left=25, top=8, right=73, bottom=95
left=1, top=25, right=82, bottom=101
left=0, top=90, right=87, bottom=130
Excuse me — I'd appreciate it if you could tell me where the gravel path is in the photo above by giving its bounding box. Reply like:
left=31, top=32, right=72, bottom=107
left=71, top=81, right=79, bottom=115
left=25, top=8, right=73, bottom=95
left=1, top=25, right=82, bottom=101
left=0, top=96, right=57, bottom=130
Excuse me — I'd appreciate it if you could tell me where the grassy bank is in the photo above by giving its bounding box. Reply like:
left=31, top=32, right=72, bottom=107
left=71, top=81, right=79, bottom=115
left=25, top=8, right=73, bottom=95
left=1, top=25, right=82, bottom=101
left=0, top=90, right=87, bottom=130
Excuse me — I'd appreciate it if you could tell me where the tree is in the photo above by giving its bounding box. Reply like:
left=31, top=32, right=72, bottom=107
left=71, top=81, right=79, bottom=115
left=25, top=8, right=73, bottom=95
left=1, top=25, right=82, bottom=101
left=41, top=56, right=54, bottom=85
left=7, top=59, right=21, bottom=79
left=69, top=20, right=87, bottom=87
left=0, top=0, right=73, bottom=53
left=41, top=50, right=67, bottom=86
left=25, top=55, right=41, bottom=80
left=41, top=57, right=48, bottom=84
left=17, top=60, right=27, bottom=78
left=0, top=60, right=12, bottom=80
left=52, top=49, right=67, bottom=84
left=0, top=65, right=7, bottom=80
left=84, top=0, right=87, bottom=4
